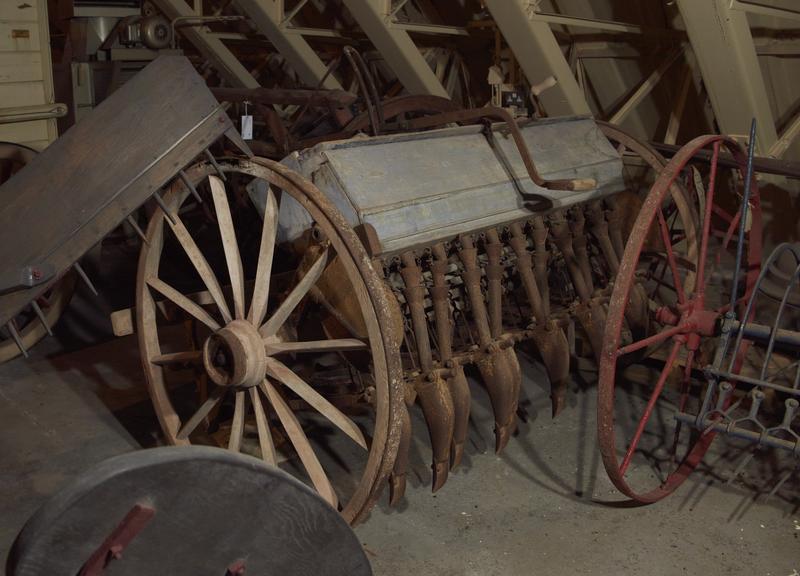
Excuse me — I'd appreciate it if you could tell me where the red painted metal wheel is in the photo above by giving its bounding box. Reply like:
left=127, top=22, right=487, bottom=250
left=597, top=135, right=763, bottom=503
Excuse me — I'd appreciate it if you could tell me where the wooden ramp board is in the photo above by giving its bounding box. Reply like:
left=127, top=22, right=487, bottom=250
left=0, top=55, right=237, bottom=326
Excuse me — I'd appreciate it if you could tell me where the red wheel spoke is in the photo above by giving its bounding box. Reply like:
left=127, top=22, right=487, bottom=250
left=696, top=141, right=721, bottom=294
left=617, top=323, right=684, bottom=357
left=656, top=208, right=686, bottom=304
left=620, top=340, right=682, bottom=475
left=670, top=349, right=695, bottom=456
left=712, top=203, right=734, bottom=224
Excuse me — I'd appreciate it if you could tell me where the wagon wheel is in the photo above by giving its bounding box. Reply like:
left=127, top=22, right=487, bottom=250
left=0, top=143, right=76, bottom=363
left=597, top=135, right=762, bottom=502
left=136, top=156, right=403, bottom=524
left=595, top=123, right=700, bottom=340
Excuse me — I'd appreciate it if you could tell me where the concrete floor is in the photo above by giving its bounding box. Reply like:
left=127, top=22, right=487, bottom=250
left=1, top=323, right=798, bottom=575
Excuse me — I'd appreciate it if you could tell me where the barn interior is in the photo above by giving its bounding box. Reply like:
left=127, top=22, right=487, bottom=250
left=0, top=1, right=799, bottom=574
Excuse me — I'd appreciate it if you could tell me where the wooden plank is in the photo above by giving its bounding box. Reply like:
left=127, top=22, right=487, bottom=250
left=0, top=55, right=235, bottom=326
left=0, top=3, right=40, bottom=21
left=0, top=52, right=43, bottom=83
left=0, top=119, right=49, bottom=143
left=0, top=82, right=46, bottom=105
left=0, top=23, right=41, bottom=52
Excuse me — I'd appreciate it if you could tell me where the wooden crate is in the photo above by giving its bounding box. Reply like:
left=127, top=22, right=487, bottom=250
left=0, top=0, right=57, bottom=149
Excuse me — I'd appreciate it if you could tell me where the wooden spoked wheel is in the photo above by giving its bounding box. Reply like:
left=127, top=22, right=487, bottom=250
left=136, top=157, right=403, bottom=523
left=597, top=135, right=762, bottom=503
left=0, top=143, right=76, bottom=363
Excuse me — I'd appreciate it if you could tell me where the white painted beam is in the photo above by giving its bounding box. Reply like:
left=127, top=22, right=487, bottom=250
left=340, top=0, right=448, bottom=97
left=676, top=0, right=778, bottom=151
left=485, top=0, right=591, bottom=116
left=151, top=0, right=259, bottom=88
left=235, top=0, right=342, bottom=90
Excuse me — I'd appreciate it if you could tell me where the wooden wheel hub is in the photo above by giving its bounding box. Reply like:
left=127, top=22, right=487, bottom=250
left=202, top=320, right=266, bottom=389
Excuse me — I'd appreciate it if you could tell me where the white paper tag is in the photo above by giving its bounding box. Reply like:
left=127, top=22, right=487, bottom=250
left=241, top=115, right=253, bottom=140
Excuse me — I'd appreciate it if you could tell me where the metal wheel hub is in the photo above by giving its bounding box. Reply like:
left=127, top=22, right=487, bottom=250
left=202, top=319, right=266, bottom=389
left=655, top=302, right=719, bottom=339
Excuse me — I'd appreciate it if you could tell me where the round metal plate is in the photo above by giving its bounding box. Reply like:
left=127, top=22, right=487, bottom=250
left=7, top=447, right=372, bottom=576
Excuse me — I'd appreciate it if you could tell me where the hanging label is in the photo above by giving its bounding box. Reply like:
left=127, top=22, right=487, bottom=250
left=241, top=115, right=253, bottom=140
left=241, top=100, right=253, bottom=140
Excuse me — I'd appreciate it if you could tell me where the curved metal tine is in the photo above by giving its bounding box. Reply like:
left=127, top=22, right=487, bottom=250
left=265, top=357, right=366, bottom=449
left=177, top=386, right=226, bottom=439
left=765, top=465, right=797, bottom=502
left=259, top=248, right=328, bottom=338
left=760, top=261, right=800, bottom=381
left=726, top=447, right=759, bottom=486
left=726, top=243, right=797, bottom=370
left=259, top=379, right=338, bottom=508
left=5, top=321, right=28, bottom=358
left=208, top=175, right=246, bottom=319
left=152, top=191, right=176, bottom=226
left=146, top=277, right=221, bottom=331
left=249, top=387, right=277, bottom=464
left=228, top=390, right=245, bottom=452
left=179, top=170, right=203, bottom=204
left=126, top=215, right=149, bottom=245
left=728, top=119, right=758, bottom=316
left=167, top=211, right=233, bottom=324
left=247, top=185, right=279, bottom=326
left=30, top=301, right=53, bottom=337
left=73, top=262, right=99, bottom=296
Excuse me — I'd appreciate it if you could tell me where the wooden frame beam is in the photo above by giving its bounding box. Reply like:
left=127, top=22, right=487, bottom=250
left=485, top=0, right=591, bottom=116
left=676, top=0, right=778, bottom=151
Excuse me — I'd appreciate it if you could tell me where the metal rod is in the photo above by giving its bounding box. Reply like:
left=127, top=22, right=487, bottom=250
left=126, top=215, right=149, bottom=245
left=705, top=367, right=800, bottom=397
left=730, top=320, right=800, bottom=349
left=5, top=321, right=28, bottom=358
left=204, top=149, right=227, bottom=182
left=651, top=141, right=800, bottom=180
left=30, top=301, right=53, bottom=337
left=675, top=412, right=799, bottom=454
left=728, top=118, right=758, bottom=318
left=152, top=192, right=176, bottom=226
left=73, top=262, right=99, bottom=296
left=179, top=170, right=203, bottom=204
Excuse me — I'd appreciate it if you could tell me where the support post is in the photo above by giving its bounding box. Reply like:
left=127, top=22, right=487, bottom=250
left=676, top=0, right=778, bottom=152
left=152, top=0, right=259, bottom=88
left=235, top=0, right=342, bottom=90
left=340, top=0, right=448, bottom=97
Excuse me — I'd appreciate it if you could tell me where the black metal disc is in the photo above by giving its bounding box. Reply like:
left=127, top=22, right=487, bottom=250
left=6, top=447, right=372, bottom=576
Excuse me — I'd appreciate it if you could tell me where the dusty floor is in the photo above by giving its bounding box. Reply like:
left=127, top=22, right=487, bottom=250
left=1, top=318, right=797, bottom=576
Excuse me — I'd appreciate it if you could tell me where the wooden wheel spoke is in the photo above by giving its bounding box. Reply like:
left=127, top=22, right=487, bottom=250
left=260, top=379, right=338, bottom=508
left=249, top=387, right=277, bottom=464
left=620, top=340, right=683, bottom=475
left=209, top=176, right=246, bottom=319
left=228, top=391, right=245, bottom=452
left=177, top=386, right=226, bottom=440
left=265, top=338, right=367, bottom=355
left=266, top=357, right=367, bottom=449
left=146, top=277, right=221, bottom=331
left=151, top=350, right=202, bottom=366
left=259, top=248, right=328, bottom=337
left=656, top=208, right=686, bottom=304
left=167, top=211, right=233, bottom=324
left=247, top=186, right=279, bottom=326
